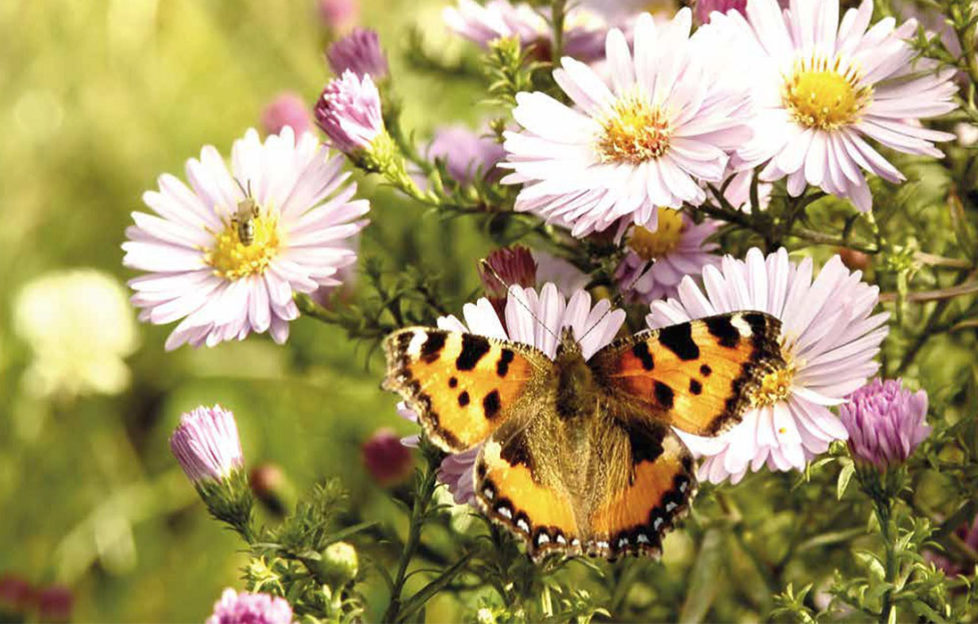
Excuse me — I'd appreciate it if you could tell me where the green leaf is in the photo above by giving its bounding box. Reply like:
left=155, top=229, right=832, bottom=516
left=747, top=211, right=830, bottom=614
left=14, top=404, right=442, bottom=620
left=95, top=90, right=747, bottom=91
left=679, top=528, right=725, bottom=623
left=837, top=460, right=855, bottom=500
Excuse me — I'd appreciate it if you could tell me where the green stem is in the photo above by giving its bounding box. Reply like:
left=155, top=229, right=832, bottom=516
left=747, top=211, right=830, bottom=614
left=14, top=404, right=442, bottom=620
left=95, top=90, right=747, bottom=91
left=382, top=458, right=440, bottom=623
left=874, top=498, right=897, bottom=624
left=551, top=0, right=567, bottom=62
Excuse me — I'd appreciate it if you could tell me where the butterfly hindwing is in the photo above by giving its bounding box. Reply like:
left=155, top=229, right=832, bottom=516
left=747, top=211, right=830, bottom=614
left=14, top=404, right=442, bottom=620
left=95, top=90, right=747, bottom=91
left=382, top=328, right=553, bottom=453
left=590, top=312, right=784, bottom=437
left=585, top=416, right=695, bottom=559
left=474, top=415, right=584, bottom=562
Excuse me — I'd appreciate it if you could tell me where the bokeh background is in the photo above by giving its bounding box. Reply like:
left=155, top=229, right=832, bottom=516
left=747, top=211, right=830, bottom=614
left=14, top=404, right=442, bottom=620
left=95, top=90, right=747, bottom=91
left=0, top=0, right=495, bottom=619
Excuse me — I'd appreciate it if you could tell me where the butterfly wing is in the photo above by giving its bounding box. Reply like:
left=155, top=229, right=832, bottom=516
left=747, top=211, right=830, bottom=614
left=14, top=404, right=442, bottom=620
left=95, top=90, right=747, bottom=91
left=474, top=412, right=584, bottom=562
left=383, top=328, right=554, bottom=453
left=583, top=413, right=696, bottom=559
left=589, top=312, right=784, bottom=436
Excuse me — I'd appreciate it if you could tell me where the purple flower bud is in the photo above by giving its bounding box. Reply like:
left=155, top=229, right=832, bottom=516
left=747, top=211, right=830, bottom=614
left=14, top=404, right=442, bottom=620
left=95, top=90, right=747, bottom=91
left=260, top=92, right=312, bottom=137
left=694, top=0, right=747, bottom=24
left=206, top=589, right=293, bottom=624
left=317, top=0, right=358, bottom=33
left=327, top=28, right=389, bottom=80
left=170, top=405, right=244, bottom=484
left=839, top=379, right=931, bottom=469
left=36, top=585, right=73, bottom=624
left=362, top=428, right=413, bottom=486
left=428, top=125, right=505, bottom=185
left=0, top=574, right=33, bottom=616
left=314, top=71, right=384, bottom=154
left=479, top=246, right=538, bottom=300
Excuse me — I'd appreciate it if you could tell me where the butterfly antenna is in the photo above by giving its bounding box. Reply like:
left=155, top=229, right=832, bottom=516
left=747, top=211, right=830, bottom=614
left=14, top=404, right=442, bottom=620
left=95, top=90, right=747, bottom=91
left=479, top=258, right=561, bottom=344
left=232, top=176, right=248, bottom=197
left=576, top=256, right=656, bottom=345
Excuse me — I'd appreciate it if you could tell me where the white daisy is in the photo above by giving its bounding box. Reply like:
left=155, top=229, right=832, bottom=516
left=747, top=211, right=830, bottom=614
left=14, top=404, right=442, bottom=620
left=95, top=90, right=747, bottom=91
left=401, top=283, right=626, bottom=503
left=501, top=10, right=754, bottom=236
left=648, top=248, right=889, bottom=483
left=716, top=0, right=958, bottom=211
left=124, top=127, right=369, bottom=350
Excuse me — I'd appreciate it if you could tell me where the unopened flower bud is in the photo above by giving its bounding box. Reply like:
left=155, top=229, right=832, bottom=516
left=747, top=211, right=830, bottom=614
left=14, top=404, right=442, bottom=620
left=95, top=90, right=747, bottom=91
left=314, top=71, right=385, bottom=157
left=317, top=0, right=358, bottom=33
left=36, top=585, right=73, bottom=624
left=362, top=428, right=413, bottom=486
left=317, top=542, right=359, bottom=588
left=327, top=29, right=388, bottom=80
left=837, top=248, right=870, bottom=272
left=0, top=574, right=33, bottom=619
left=839, top=379, right=931, bottom=469
left=694, top=0, right=747, bottom=24
left=261, top=93, right=312, bottom=137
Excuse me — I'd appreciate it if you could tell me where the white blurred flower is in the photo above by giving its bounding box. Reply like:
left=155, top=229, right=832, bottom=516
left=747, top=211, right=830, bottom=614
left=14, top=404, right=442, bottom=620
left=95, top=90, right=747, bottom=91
left=13, top=269, right=139, bottom=398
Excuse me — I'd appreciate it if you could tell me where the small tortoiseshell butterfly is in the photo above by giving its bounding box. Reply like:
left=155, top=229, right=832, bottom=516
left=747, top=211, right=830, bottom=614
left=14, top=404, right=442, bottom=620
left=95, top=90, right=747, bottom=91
left=382, top=311, right=785, bottom=561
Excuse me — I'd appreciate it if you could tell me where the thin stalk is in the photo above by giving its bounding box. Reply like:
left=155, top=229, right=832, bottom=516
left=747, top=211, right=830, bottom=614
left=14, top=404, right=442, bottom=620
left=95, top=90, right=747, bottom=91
left=382, top=460, right=439, bottom=623
left=874, top=499, right=897, bottom=624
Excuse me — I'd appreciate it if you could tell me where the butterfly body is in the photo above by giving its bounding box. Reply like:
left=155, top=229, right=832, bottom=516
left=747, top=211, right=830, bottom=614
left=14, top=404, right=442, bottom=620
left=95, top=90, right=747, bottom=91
left=382, top=311, right=785, bottom=561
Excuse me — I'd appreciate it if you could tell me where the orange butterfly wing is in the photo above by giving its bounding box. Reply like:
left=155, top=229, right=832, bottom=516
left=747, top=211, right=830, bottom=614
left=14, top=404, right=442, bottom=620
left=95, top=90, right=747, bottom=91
left=591, top=312, right=784, bottom=436
left=382, top=328, right=552, bottom=453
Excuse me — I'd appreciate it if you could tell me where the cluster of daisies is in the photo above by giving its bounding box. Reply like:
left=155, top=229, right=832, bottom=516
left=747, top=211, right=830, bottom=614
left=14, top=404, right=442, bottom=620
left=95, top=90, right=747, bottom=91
left=132, top=0, right=950, bottom=523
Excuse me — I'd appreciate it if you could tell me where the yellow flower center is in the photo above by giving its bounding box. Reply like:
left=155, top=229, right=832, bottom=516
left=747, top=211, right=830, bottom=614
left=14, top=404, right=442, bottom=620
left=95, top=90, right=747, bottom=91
left=205, top=211, right=280, bottom=281
left=598, top=94, right=671, bottom=164
left=782, top=56, right=871, bottom=130
left=750, top=348, right=796, bottom=409
left=627, top=208, right=684, bottom=260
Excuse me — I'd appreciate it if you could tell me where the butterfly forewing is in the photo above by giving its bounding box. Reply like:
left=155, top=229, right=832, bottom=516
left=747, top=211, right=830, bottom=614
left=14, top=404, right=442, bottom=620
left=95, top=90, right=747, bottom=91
left=382, top=328, right=554, bottom=453
left=590, top=312, right=784, bottom=437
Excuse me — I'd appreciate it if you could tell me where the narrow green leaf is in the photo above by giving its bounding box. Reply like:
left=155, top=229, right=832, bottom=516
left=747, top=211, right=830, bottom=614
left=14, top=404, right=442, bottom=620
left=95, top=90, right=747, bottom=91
left=837, top=460, right=855, bottom=500
left=679, top=528, right=725, bottom=624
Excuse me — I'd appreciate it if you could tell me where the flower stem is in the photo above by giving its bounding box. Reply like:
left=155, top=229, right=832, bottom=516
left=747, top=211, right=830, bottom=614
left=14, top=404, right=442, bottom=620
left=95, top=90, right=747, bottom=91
left=382, top=455, right=440, bottom=623
left=874, top=497, right=897, bottom=624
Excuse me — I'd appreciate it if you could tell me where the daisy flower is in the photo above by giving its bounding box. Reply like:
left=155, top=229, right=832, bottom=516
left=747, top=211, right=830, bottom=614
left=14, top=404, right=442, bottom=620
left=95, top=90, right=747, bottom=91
left=444, top=0, right=609, bottom=62
left=400, top=283, right=626, bottom=503
left=170, top=405, right=244, bottom=485
left=207, top=589, right=293, bottom=624
left=648, top=248, right=888, bottom=484
left=501, top=10, right=754, bottom=236
left=839, top=378, right=930, bottom=469
left=615, top=207, right=720, bottom=303
left=124, top=127, right=368, bottom=350
left=716, top=0, right=957, bottom=212
left=427, top=124, right=505, bottom=185
left=314, top=70, right=385, bottom=155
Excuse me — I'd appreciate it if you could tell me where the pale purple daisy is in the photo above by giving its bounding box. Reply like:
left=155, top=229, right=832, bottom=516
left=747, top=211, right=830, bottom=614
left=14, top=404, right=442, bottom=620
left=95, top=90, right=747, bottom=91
left=326, top=28, right=389, bottom=80
left=648, top=248, right=889, bottom=484
left=170, top=405, right=244, bottom=484
left=615, top=208, right=720, bottom=303
left=500, top=10, right=754, bottom=236
left=207, top=589, right=293, bottom=624
left=260, top=92, right=312, bottom=137
left=715, top=0, right=957, bottom=212
left=314, top=70, right=384, bottom=155
left=839, top=378, right=930, bottom=468
left=428, top=125, right=505, bottom=185
left=401, top=283, right=626, bottom=503
left=124, top=127, right=368, bottom=350
left=444, top=0, right=609, bottom=62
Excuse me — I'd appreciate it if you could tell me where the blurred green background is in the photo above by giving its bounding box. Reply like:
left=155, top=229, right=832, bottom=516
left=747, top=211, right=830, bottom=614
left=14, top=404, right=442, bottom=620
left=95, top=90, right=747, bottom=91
left=0, top=0, right=495, bottom=620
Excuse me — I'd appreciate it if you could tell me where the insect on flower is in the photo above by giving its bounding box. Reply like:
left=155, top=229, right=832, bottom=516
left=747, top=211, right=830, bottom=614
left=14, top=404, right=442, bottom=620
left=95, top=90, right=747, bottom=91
left=232, top=178, right=260, bottom=247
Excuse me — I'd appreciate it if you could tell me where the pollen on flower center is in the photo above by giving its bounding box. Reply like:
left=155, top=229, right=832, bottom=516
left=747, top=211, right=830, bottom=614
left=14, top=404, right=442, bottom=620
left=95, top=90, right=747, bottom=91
left=627, top=208, right=684, bottom=260
left=783, top=56, right=870, bottom=130
left=598, top=95, right=672, bottom=164
left=205, top=212, right=280, bottom=281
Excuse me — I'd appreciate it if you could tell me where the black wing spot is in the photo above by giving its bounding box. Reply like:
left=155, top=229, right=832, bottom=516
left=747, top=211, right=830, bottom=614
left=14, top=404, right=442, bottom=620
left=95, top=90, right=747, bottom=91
left=500, top=437, right=534, bottom=469
left=657, top=323, right=700, bottom=360
left=456, top=334, right=491, bottom=370
left=448, top=376, right=458, bottom=388
left=622, top=421, right=665, bottom=465
left=704, top=316, right=740, bottom=348
left=700, top=364, right=712, bottom=376
left=483, top=389, right=501, bottom=419
left=458, top=391, right=470, bottom=407
left=631, top=341, right=655, bottom=370
left=689, top=379, right=702, bottom=395
left=420, top=332, right=447, bottom=363
left=497, top=349, right=515, bottom=377
left=654, top=381, right=675, bottom=409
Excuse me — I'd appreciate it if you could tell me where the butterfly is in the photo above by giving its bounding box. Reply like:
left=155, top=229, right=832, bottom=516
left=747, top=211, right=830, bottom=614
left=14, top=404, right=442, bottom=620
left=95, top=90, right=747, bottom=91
left=381, top=311, right=785, bottom=561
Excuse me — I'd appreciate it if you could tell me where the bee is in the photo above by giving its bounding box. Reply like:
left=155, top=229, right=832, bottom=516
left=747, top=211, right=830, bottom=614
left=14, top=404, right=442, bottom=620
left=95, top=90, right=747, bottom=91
left=232, top=179, right=260, bottom=246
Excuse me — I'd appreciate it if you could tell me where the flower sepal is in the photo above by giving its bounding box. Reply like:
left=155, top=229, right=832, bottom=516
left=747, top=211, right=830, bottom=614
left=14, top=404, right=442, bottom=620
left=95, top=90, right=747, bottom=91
left=196, top=468, right=257, bottom=541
